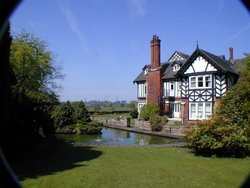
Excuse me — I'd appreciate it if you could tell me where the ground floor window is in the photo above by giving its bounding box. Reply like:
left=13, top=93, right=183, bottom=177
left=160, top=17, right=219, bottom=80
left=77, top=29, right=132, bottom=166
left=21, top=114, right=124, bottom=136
left=170, top=102, right=181, bottom=118
left=189, top=102, right=212, bottom=120
left=138, top=103, right=145, bottom=113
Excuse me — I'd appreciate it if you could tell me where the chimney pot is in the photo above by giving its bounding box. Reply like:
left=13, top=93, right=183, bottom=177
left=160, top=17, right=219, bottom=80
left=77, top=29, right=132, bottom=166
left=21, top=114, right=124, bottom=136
left=229, top=47, right=234, bottom=64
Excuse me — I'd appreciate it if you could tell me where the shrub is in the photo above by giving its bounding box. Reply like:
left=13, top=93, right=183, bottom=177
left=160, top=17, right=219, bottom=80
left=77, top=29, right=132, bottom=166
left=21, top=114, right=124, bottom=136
left=72, top=122, right=102, bottom=135
left=140, top=103, right=160, bottom=121
left=186, top=115, right=248, bottom=157
left=149, top=114, right=163, bottom=131
left=129, top=105, right=138, bottom=118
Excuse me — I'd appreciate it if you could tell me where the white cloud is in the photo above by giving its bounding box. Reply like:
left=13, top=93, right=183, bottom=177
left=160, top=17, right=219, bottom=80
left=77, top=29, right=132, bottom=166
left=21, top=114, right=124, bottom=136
left=127, top=0, right=147, bottom=17
left=56, top=0, right=91, bottom=56
left=224, top=22, right=250, bottom=43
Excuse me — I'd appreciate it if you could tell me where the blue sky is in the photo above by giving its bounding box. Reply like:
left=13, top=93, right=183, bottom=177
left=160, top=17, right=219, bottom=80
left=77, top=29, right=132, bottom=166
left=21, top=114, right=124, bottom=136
left=10, top=0, right=250, bottom=102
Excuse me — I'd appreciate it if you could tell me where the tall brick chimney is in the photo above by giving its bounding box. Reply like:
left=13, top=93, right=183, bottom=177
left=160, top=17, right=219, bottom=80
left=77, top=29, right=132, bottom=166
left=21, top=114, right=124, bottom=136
left=150, top=35, right=161, bottom=69
left=229, top=47, right=234, bottom=64
left=146, top=35, right=163, bottom=112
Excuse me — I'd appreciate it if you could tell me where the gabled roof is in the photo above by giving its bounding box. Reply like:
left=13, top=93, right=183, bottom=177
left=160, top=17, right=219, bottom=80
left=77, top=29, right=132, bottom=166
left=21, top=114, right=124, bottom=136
left=178, top=48, right=238, bottom=75
left=133, top=65, right=149, bottom=83
left=168, top=51, right=190, bottom=62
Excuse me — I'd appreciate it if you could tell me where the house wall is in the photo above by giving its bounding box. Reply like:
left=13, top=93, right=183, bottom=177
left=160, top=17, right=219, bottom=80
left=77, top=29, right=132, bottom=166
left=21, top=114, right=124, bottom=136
left=163, top=81, right=181, bottom=97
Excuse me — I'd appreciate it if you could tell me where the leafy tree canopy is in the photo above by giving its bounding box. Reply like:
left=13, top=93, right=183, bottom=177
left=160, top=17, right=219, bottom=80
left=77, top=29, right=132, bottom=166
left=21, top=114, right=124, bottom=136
left=10, top=31, right=63, bottom=103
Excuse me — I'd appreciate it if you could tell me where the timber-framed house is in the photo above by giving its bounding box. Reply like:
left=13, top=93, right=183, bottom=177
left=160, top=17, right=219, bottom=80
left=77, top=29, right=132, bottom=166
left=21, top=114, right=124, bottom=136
left=133, top=35, right=239, bottom=125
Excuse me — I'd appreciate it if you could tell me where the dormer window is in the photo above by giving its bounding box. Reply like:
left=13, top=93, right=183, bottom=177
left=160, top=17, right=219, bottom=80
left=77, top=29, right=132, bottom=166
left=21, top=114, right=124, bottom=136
left=144, top=68, right=148, bottom=75
left=173, top=64, right=180, bottom=71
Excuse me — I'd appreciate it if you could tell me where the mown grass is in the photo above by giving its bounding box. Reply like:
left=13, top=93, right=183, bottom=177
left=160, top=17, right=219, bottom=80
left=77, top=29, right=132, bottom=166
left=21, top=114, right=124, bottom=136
left=12, top=144, right=250, bottom=188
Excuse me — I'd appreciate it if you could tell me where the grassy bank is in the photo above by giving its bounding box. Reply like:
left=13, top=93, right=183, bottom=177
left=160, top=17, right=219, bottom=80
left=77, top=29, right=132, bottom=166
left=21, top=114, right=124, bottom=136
left=11, top=143, right=250, bottom=188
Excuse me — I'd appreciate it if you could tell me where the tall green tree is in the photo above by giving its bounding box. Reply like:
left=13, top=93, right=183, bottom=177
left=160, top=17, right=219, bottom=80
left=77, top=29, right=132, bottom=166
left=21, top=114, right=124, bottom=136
left=216, top=54, right=250, bottom=132
left=0, top=22, right=18, bottom=152
left=10, top=31, right=63, bottom=103
left=9, top=31, right=63, bottom=138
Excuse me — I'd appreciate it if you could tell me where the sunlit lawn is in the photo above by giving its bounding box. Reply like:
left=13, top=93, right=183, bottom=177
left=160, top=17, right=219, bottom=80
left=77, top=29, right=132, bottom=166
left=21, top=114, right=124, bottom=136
left=12, top=145, right=250, bottom=188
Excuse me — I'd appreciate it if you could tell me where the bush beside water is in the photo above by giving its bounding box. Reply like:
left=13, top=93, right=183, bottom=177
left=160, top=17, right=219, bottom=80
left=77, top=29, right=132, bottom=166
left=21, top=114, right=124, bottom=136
left=53, top=101, right=102, bottom=135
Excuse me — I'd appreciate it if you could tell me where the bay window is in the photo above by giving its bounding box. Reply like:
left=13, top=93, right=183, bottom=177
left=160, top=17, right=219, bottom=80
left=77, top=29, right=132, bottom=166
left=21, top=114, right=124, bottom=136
left=189, top=102, right=212, bottom=120
left=137, top=83, right=146, bottom=98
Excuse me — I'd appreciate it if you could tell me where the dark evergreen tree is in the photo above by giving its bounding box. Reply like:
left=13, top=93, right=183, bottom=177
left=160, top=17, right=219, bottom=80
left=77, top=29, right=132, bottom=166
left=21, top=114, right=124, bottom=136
left=73, top=101, right=91, bottom=123
left=53, top=101, right=75, bottom=128
left=0, top=22, right=18, bottom=154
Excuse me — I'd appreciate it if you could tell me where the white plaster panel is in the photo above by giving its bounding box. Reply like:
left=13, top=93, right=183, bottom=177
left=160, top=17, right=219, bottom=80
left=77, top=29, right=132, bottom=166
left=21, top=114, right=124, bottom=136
left=206, top=63, right=217, bottom=72
left=192, top=56, right=207, bottom=72
left=184, top=66, right=194, bottom=74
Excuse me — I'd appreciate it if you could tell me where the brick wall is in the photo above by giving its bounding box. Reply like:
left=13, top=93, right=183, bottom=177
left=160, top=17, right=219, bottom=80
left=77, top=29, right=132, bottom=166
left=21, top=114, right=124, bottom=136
left=146, top=70, right=162, bottom=105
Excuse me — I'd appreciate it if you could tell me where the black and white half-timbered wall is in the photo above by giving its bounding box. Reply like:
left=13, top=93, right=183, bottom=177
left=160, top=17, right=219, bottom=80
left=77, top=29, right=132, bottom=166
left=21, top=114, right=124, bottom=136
left=133, top=36, right=239, bottom=125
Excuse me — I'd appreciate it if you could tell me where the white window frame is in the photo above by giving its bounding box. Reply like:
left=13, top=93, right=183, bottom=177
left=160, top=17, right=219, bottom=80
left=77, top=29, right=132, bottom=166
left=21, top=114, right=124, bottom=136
left=189, top=102, right=212, bottom=120
left=189, top=75, right=212, bottom=89
left=137, top=83, right=146, bottom=98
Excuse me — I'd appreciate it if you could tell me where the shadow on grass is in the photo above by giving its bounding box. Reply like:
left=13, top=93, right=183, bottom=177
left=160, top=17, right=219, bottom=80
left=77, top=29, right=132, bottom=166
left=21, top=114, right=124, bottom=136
left=9, top=135, right=103, bottom=181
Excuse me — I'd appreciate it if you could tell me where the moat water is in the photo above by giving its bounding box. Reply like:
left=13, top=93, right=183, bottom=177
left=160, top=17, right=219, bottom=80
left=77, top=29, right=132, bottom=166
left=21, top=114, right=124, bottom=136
left=56, top=127, right=183, bottom=146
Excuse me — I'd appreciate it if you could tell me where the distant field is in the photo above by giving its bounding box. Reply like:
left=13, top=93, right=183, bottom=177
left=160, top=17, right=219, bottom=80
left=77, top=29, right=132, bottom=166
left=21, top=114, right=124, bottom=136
left=14, top=145, right=250, bottom=188
left=87, top=106, right=131, bottom=114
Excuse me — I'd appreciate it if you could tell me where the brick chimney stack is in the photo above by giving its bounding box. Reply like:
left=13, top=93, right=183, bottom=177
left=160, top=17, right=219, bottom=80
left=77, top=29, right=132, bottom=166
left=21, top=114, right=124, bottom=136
left=229, top=47, right=234, bottom=64
left=150, top=35, right=161, bottom=69
left=146, top=35, right=163, bottom=112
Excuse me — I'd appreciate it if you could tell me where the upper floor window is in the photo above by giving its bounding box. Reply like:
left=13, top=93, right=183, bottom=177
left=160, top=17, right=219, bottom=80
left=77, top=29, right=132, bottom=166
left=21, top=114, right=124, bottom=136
left=137, top=83, right=146, bottom=98
left=190, top=77, right=196, bottom=88
left=163, top=81, right=181, bottom=97
left=205, top=76, right=211, bottom=87
left=189, top=75, right=212, bottom=89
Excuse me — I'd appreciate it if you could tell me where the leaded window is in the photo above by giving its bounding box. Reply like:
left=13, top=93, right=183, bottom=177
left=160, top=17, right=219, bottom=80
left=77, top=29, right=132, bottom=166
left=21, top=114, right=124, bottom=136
left=189, top=102, right=212, bottom=120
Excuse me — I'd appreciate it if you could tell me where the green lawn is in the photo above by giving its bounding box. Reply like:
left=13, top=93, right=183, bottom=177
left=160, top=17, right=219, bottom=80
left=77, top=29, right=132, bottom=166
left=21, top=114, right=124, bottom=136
left=13, top=145, right=249, bottom=188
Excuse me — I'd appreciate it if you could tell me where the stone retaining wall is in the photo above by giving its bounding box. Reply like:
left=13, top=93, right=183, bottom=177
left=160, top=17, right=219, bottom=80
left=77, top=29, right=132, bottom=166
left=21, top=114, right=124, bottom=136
left=134, top=119, right=151, bottom=130
left=105, top=118, right=128, bottom=127
left=97, top=118, right=186, bottom=137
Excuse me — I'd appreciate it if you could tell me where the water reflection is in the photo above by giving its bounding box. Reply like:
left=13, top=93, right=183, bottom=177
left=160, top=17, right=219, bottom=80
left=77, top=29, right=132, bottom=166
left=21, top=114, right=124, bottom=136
left=56, top=127, right=181, bottom=146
